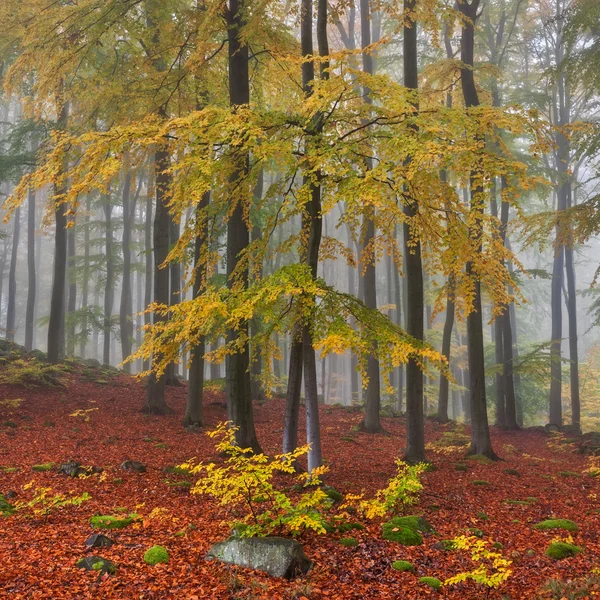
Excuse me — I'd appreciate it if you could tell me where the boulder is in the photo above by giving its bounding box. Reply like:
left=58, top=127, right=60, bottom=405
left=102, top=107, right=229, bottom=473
left=120, top=460, right=146, bottom=473
left=579, top=432, right=600, bottom=455
left=206, top=536, right=312, bottom=579
left=85, top=534, right=114, bottom=549
left=76, top=556, right=117, bottom=575
left=58, top=461, right=102, bottom=478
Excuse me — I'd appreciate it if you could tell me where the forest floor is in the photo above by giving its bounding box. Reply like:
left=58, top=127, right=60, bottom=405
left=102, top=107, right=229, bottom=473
left=1, top=366, right=599, bottom=599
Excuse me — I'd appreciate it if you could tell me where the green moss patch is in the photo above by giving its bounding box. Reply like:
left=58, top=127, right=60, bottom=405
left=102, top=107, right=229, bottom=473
left=143, top=545, right=169, bottom=565
left=545, top=542, right=582, bottom=560
left=504, top=468, right=520, bottom=477
left=455, top=463, right=468, bottom=472
left=534, top=519, right=578, bottom=532
left=471, top=480, right=491, bottom=486
left=382, top=516, right=433, bottom=546
left=339, top=537, right=359, bottom=547
left=391, top=560, right=414, bottom=572
left=419, top=576, right=442, bottom=590
left=0, top=494, right=15, bottom=516
left=31, top=462, right=54, bottom=472
left=90, top=514, right=139, bottom=529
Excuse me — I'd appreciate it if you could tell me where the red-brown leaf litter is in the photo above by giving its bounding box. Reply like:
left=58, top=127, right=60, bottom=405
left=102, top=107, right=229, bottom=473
left=1, top=371, right=599, bottom=599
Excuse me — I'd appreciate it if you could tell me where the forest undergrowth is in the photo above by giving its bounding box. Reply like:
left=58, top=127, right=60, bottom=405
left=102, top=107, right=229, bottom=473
left=1, top=367, right=599, bottom=599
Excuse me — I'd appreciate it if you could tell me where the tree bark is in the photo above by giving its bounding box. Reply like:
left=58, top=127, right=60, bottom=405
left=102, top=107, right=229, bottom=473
left=402, top=0, right=426, bottom=463
left=459, top=0, right=497, bottom=459
left=6, top=206, right=20, bottom=343
left=185, top=190, right=210, bottom=427
left=103, top=195, right=114, bottom=366
left=25, top=187, right=36, bottom=351
left=120, top=167, right=134, bottom=371
left=225, top=0, right=261, bottom=451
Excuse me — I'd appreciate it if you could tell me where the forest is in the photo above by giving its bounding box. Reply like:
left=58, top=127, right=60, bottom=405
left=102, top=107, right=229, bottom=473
left=0, top=0, right=599, bottom=598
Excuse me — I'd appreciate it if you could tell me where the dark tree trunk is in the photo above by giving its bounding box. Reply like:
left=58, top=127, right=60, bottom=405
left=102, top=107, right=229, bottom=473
left=359, top=0, right=382, bottom=434
left=392, top=226, right=403, bottom=412
left=402, top=0, right=425, bottom=463
left=66, top=212, right=76, bottom=355
left=437, top=280, right=454, bottom=423
left=250, top=170, right=264, bottom=401
left=165, top=214, right=181, bottom=384
left=145, top=145, right=172, bottom=415
left=225, top=0, right=260, bottom=451
left=25, top=183, right=36, bottom=351
left=143, top=163, right=154, bottom=372
left=120, top=168, right=134, bottom=372
left=79, top=195, right=91, bottom=359
left=185, top=191, right=210, bottom=427
left=47, top=111, right=68, bottom=364
left=459, top=0, right=497, bottom=459
left=6, top=206, right=20, bottom=343
left=103, top=196, right=114, bottom=366
left=283, top=334, right=303, bottom=454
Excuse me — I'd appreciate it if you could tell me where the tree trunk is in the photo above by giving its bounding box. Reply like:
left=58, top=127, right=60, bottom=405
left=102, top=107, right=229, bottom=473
left=6, top=205, right=20, bottom=343
left=103, top=196, right=114, bottom=366
left=392, top=227, right=403, bottom=412
left=120, top=168, right=134, bottom=371
left=459, top=0, right=497, bottom=459
left=225, top=0, right=261, bottom=451
left=25, top=186, right=36, bottom=351
left=185, top=190, right=210, bottom=427
left=165, top=214, right=181, bottom=384
left=283, top=334, right=303, bottom=454
left=402, top=0, right=426, bottom=463
left=145, top=145, right=172, bottom=414
left=79, top=195, right=91, bottom=359
left=144, top=162, right=154, bottom=371
left=359, top=0, right=382, bottom=433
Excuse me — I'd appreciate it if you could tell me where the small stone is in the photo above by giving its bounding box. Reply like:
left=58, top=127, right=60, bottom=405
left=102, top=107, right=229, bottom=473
left=76, top=556, right=117, bottom=575
left=120, top=460, right=146, bottom=473
left=85, top=534, right=114, bottom=549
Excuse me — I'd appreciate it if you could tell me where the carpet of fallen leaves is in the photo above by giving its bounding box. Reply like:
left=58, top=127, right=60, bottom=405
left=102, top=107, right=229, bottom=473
left=1, top=370, right=599, bottom=600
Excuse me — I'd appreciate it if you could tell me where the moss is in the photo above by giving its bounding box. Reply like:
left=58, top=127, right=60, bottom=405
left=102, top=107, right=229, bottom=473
left=154, top=443, right=168, bottom=450
left=504, top=468, right=520, bottom=477
left=476, top=511, right=489, bottom=521
left=472, top=480, right=491, bottom=486
left=419, top=576, right=442, bottom=590
left=534, top=519, right=578, bottom=532
left=0, top=494, right=15, bottom=516
left=382, top=517, right=427, bottom=546
left=322, top=486, right=343, bottom=502
left=469, top=528, right=484, bottom=538
left=90, top=514, right=139, bottom=529
left=31, top=462, right=54, bottom=472
left=340, top=436, right=358, bottom=443
left=505, top=499, right=530, bottom=505
left=391, top=560, right=414, bottom=572
left=455, top=463, right=468, bottom=472
left=1, top=467, right=18, bottom=473
left=339, top=537, right=359, bottom=547
left=143, top=545, right=169, bottom=565
left=545, top=542, right=583, bottom=560
left=174, top=531, right=186, bottom=538
left=337, top=522, right=365, bottom=533
left=433, top=539, right=456, bottom=551
left=468, top=454, right=493, bottom=465
left=526, top=497, right=538, bottom=503
left=492, top=542, right=504, bottom=550
left=559, top=471, right=580, bottom=478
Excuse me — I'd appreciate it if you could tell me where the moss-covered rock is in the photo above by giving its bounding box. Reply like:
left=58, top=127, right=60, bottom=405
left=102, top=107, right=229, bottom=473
left=472, top=480, right=490, bottom=486
left=143, top=545, right=169, bottom=565
left=31, top=462, right=54, bottom=472
left=0, top=494, right=15, bottom=516
left=419, top=576, right=442, bottom=590
left=504, top=468, right=521, bottom=477
left=382, top=516, right=429, bottom=546
left=337, top=522, right=365, bottom=534
left=432, top=539, right=456, bottom=551
left=455, top=463, right=468, bottom=472
left=90, top=514, right=139, bottom=529
left=545, top=542, right=583, bottom=560
left=534, top=519, right=578, bottom=532
left=321, top=486, right=343, bottom=502
left=468, top=454, right=493, bottom=465
left=76, top=556, right=117, bottom=574
left=505, top=499, right=530, bottom=505
left=391, top=560, right=414, bottom=572
left=339, top=537, right=359, bottom=547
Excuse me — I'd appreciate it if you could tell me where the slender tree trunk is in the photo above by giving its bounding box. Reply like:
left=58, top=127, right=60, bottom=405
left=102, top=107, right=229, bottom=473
left=145, top=145, right=172, bottom=414
left=185, top=191, right=210, bottom=427
left=283, top=334, right=303, bottom=454
left=120, top=168, right=134, bottom=371
left=225, top=0, right=261, bottom=451
left=66, top=212, right=76, bottom=355
left=79, top=195, right=91, bottom=359
left=25, top=187, right=36, bottom=351
left=165, top=214, right=181, bottom=384
left=103, top=196, right=114, bottom=366
left=6, top=206, right=20, bottom=343
left=47, top=102, right=69, bottom=364
left=403, top=0, right=425, bottom=463
left=143, top=163, right=154, bottom=371
left=359, top=0, right=382, bottom=433
left=459, top=0, right=497, bottom=459
left=437, top=278, right=454, bottom=423
left=392, top=226, right=403, bottom=412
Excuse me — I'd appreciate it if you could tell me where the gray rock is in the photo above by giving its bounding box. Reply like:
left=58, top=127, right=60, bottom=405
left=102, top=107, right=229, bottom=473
left=120, top=460, right=146, bottom=473
left=85, top=534, right=114, bottom=549
left=76, top=556, right=117, bottom=575
left=206, top=536, right=312, bottom=579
